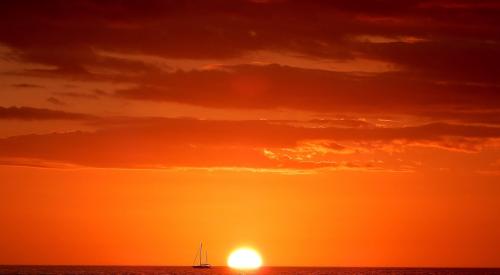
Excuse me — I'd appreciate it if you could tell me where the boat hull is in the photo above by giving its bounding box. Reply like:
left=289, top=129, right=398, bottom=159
left=192, top=265, right=211, bottom=269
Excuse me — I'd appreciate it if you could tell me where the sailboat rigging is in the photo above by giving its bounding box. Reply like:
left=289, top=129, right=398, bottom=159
left=192, top=242, right=211, bottom=268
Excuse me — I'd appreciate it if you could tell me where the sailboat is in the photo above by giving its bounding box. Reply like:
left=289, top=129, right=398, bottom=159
left=192, top=242, right=211, bottom=268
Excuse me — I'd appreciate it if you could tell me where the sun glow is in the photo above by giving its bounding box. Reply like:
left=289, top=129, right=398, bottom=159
left=227, top=248, right=263, bottom=270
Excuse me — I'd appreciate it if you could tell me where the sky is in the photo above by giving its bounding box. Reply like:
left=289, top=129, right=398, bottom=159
left=0, top=0, right=499, bottom=267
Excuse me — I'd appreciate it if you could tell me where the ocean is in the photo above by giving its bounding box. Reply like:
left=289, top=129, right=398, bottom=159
left=0, top=266, right=499, bottom=275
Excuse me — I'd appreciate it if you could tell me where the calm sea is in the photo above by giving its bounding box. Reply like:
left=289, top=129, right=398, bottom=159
left=0, top=266, right=499, bottom=275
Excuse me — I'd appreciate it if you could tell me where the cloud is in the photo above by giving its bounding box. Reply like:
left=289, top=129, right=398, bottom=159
left=12, top=83, right=44, bottom=88
left=0, top=106, right=96, bottom=120
left=1, top=0, right=499, bottom=84
left=46, top=97, right=66, bottom=106
left=0, top=117, right=498, bottom=169
left=54, top=92, right=100, bottom=100
left=1, top=0, right=499, bottom=123
left=418, top=110, right=500, bottom=126
left=113, top=64, right=500, bottom=114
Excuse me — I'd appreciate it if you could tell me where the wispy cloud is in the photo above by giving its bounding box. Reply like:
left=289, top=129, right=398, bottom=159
left=0, top=106, right=96, bottom=120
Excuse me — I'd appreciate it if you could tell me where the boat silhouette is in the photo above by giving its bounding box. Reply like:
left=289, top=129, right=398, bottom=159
left=192, top=242, right=211, bottom=268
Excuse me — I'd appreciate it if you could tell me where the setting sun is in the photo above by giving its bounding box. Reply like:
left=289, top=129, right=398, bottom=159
left=227, top=248, right=263, bottom=270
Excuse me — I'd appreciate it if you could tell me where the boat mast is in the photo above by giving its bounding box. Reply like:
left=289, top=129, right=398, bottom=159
left=199, top=242, right=203, bottom=266
left=205, top=250, right=208, bottom=264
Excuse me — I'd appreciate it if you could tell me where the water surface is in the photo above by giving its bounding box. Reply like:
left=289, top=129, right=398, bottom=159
left=1, top=266, right=499, bottom=275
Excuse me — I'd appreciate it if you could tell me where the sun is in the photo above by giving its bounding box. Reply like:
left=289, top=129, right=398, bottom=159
left=227, top=248, right=263, bottom=270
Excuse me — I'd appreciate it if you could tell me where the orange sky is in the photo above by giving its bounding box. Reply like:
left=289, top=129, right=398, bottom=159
left=0, top=0, right=500, bottom=267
